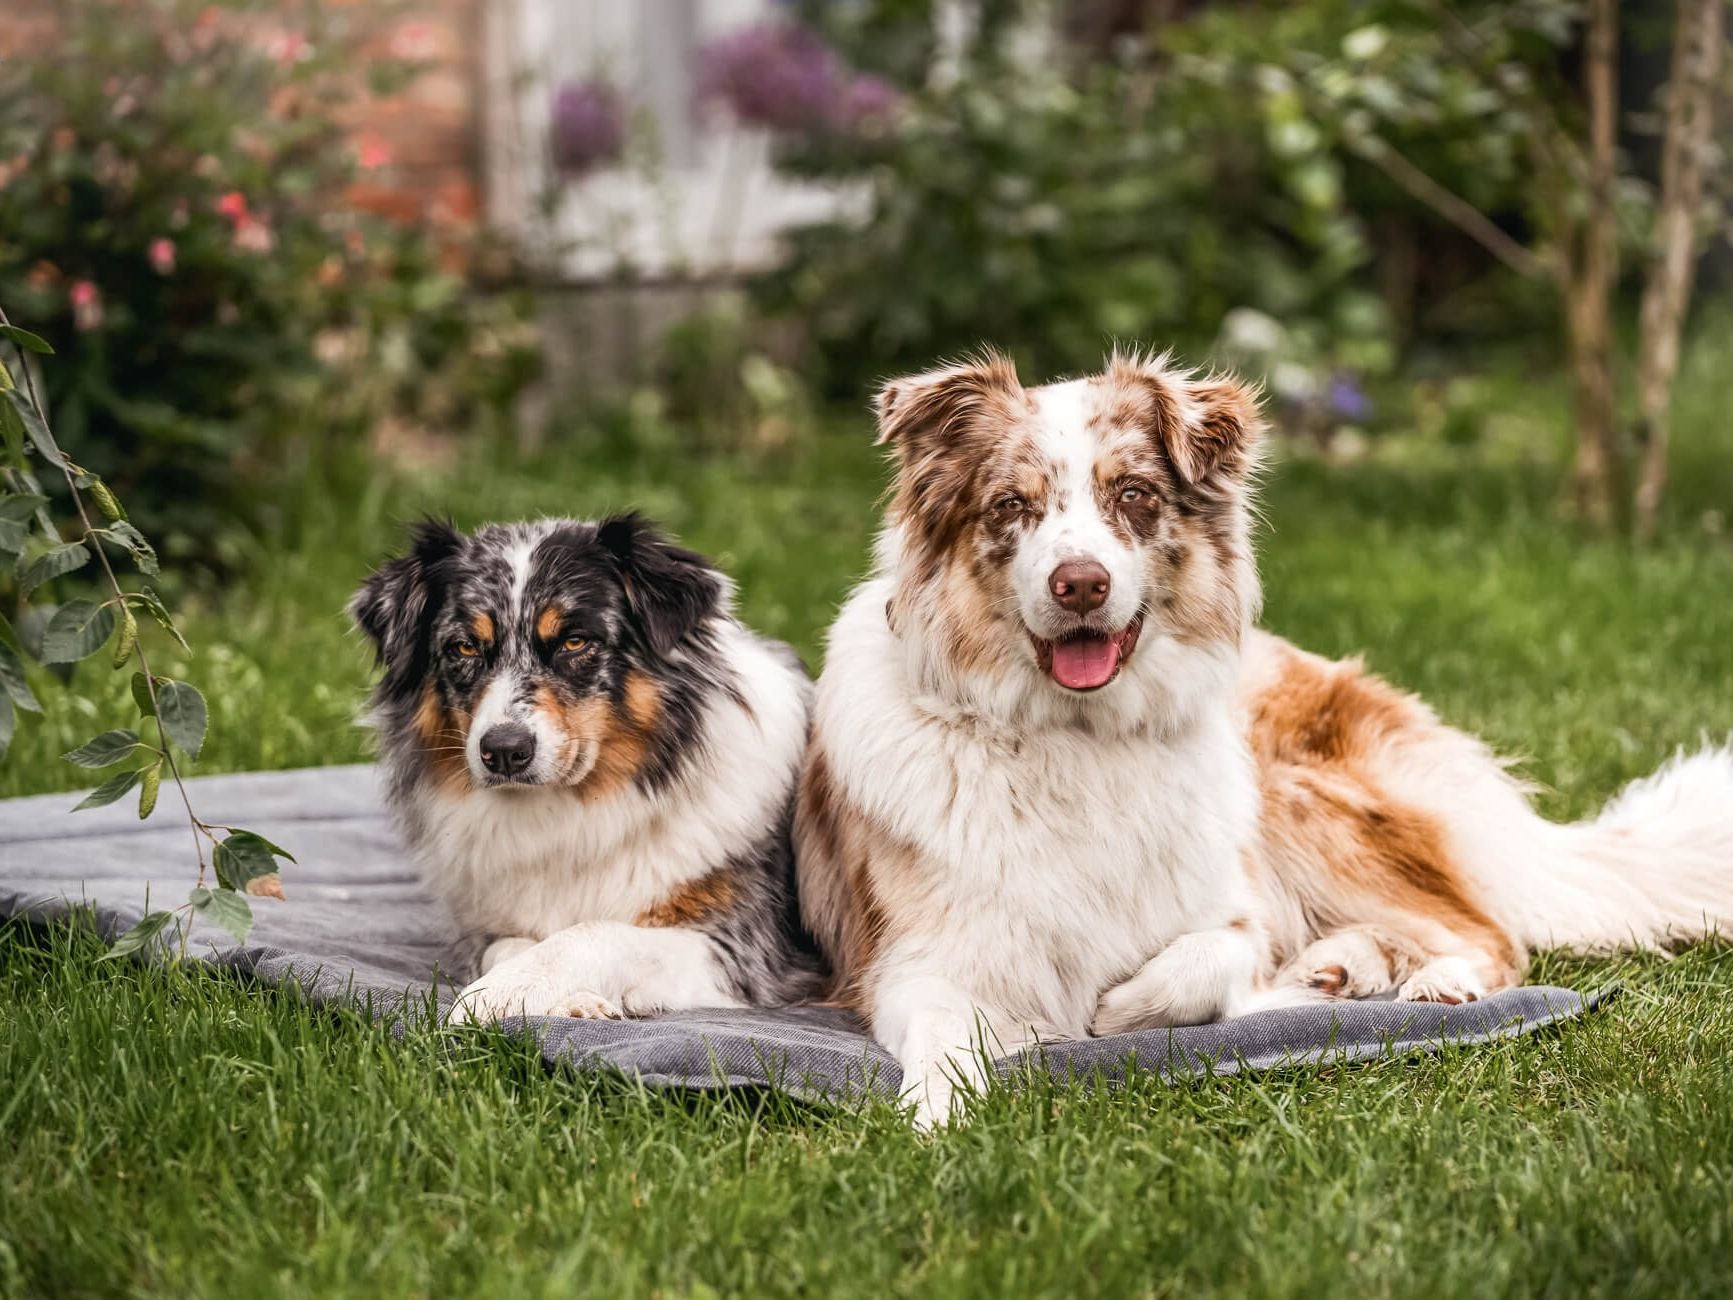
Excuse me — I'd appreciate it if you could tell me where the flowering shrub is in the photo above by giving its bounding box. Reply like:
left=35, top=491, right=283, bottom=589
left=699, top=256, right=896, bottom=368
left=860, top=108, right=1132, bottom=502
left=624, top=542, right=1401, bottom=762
left=0, top=0, right=537, bottom=550
left=550, top=81, right=627, bottom=178
left=749, top=2, right=1409, bottom=409
left=697, top=19, right=900, bottom=135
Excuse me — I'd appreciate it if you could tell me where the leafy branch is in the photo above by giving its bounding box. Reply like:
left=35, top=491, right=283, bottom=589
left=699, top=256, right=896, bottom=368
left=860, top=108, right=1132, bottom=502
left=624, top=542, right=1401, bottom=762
left=0, top=304, right=292, bottom=958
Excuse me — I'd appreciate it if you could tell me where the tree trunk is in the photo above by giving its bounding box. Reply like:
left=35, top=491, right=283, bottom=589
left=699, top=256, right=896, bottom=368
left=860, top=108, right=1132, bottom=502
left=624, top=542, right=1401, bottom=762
left=1632, top=0, right=1726, bottom=542
left=1568, top=0, right=1622, bottom=532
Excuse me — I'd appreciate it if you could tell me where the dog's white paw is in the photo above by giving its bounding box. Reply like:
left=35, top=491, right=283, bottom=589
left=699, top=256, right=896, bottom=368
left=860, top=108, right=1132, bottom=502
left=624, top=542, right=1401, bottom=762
left=1091, top=979, right=1171, bottom=1035
left=1398, top=956, right=1487, bottom=1006
left=451, top=974, right=622, bottom=1024
left=1090, top=932, right=1244, bottom=1034
left=903, top=1062, right=969, bottom=1133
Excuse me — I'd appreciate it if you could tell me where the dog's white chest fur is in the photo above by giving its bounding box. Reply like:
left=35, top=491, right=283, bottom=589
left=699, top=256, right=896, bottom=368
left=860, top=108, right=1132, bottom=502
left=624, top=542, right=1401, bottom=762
left=819, top=581, right=1258, bottom=1034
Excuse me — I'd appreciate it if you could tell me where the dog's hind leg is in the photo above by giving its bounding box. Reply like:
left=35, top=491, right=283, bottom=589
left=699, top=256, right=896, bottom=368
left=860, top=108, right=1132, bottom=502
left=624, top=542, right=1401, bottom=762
left=450, top=921, right=745, bottom=1023
left=1272, top=925, right=1417, bottom=999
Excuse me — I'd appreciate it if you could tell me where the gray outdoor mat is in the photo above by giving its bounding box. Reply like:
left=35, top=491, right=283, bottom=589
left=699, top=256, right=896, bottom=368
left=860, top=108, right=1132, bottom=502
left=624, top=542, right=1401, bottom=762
left=0, top=765, right=1601, bottom=1103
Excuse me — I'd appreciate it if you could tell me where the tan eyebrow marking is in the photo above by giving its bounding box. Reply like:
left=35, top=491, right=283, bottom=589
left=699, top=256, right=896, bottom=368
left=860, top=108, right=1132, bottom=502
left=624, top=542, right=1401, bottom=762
left=470, top=612, right=495, bottom=644
left=536, top=605, right=563, bottom=641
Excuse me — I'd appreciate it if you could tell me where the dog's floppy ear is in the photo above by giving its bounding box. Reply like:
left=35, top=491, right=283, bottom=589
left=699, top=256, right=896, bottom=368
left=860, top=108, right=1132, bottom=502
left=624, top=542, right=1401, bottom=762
left=873, top=349, right=1023, bottom=453
left=597, top=513, right=724, bottom=657
left=1105, top=351, right=1264, bottom=489
left=349, top=519, right=463, bottom=696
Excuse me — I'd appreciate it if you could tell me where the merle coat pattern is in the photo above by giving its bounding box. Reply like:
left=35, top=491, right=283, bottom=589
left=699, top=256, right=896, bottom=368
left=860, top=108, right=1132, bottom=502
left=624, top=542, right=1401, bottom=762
left=351, top=514, right=822, bottom=1017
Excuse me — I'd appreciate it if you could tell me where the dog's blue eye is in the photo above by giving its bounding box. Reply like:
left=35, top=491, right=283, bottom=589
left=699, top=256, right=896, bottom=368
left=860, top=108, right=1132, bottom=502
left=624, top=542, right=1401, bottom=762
left=1119, top=484, right=1146, bottom=504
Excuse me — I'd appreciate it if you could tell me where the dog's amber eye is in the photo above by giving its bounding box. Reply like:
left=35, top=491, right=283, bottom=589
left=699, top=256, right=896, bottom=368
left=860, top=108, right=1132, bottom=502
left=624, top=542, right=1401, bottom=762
left=454, top=640, right=479, bottom=658
left=562, top=636, right=587, bottom=653
left=994, top=494, right=1027, bottom=514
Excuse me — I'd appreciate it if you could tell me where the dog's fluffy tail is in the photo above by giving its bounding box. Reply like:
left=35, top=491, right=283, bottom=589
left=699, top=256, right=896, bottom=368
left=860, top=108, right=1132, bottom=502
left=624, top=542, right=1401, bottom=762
left=1493, top=745, right=1733, bottom=954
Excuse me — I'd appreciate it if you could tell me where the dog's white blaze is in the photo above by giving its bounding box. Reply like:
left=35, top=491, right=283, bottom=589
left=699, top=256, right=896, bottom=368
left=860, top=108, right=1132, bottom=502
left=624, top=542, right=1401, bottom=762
left=504, top=534, right=537, bottom=625
left=1011, top=381, right=1144, bottom=640
left=467, top=668, right=563, bottom=785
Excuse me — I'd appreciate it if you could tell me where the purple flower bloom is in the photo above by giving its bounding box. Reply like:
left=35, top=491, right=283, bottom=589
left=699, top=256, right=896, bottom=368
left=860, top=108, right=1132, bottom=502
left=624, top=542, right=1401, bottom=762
left=698, top=21, right=899, bottom=134
left=1328, top=375, right=1372, bottom=422
left=838, top=74, right=901, bottom=128
left=550, top=80, right=625, bottom=178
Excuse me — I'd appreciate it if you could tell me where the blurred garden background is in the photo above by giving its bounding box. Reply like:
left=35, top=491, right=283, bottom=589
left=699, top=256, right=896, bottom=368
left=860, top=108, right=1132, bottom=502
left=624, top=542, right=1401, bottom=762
left=1, top=0, right=1731, bottom=801
left=2, top=1, right=1732, bottom=1295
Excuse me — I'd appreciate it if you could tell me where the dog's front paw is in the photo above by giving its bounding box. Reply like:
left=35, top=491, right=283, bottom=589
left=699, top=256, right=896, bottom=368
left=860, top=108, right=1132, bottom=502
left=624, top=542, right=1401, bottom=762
left=1091, top=936, right=1237, bottom=1034
left=1091, top=979, right=1163, bottom=1036
left=451, top=974, right=622, bottom=1024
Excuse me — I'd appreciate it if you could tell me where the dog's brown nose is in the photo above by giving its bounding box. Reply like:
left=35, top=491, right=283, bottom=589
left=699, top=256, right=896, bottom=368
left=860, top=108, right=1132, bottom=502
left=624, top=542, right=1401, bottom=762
left=1049, top=559, right=1111, bottom=614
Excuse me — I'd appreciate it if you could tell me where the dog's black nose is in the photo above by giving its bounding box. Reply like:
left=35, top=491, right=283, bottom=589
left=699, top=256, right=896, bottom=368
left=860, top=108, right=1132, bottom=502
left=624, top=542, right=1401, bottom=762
left=1049, top=559, right=1111, bottom=614
left=478, top=724, right=536, bottom=778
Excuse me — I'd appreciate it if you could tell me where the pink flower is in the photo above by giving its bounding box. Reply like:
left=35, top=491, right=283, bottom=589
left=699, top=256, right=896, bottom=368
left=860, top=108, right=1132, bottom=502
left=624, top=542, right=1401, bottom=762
left=148, top=238, right=176, bottom=275
left=232, top=216, right=274, bottom=254
left=70, top=280, right=104, bottom=332
left=264, top=31, right=309, bottom=66
left=355, top=133, right=392, bottom=170
left=388, top=21, right=435, bottom=60
left=215, top=191, right=249, bottom=223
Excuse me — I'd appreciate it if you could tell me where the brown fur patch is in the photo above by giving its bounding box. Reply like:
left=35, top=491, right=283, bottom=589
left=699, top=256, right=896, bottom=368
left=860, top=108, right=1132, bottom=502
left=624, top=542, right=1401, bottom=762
left=1248, top=641, right=1425, bottom=767
left=536, top=605, right=563, bottom=642
left=637, top=864, right=742, bottom=929
left=554, top=671, right=663, bottom=801
left=413, top=684, right=471, bottom=793
left=1249, top=639, right=1522, bottom=983
left=876, top=352, right=1035, bottom=579
left=795, top=747, right=893, bottom=1009
left=470, top=612, right=494, bottom=645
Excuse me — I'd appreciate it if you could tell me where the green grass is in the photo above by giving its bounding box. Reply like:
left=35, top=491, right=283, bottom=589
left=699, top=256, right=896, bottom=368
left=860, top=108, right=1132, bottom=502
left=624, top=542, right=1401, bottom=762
left=3, top=330, right=1733, bottom=1297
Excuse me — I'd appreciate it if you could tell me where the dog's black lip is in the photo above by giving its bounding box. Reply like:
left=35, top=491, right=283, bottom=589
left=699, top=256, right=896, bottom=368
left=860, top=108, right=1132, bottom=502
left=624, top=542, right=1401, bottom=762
left=1027, top=612, right=1145, bottom=690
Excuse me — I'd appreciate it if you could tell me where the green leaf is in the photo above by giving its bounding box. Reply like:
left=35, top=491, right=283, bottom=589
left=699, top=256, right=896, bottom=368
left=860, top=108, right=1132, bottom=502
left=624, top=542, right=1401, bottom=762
left=214, top=829, right=292, bottom=899
left=0, top=638, right=39, bottom=712
left=16, top=468, right=57, bottom=536
left=191, top=886, right=253, bottom=945
left=63, top=728, right=140, bottom=768
left=137, top=761, right=161, bottom=819
left=103, top=521, right=158, bottom=576
left=72, top=767, right=142, bottom=811
left=20, top=541, right=89, bottom=595
left=0, top=325, right=53, bottom=355
left=0, top=518, right=25, bottom=559
left=3, top=390, right=65, bottom=468
left=0, top=396, right=23, bottom=468
left=0, top=693, right=13, bottom=759
left=156, top=681, right=206, bottom=758
left=129, top=588, right=188, bottom=650
left=41, top=599, right=115, bottom=663
left=101, top=910, right=175, bottom=960
left=0, top=494, right=48, bottom=523
left=130, top=670, right=156, bottom=718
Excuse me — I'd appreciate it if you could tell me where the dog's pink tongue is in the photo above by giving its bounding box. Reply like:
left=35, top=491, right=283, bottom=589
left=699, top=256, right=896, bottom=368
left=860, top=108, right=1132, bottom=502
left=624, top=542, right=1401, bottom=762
left=1049, top=635, right=1120, bottom=690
